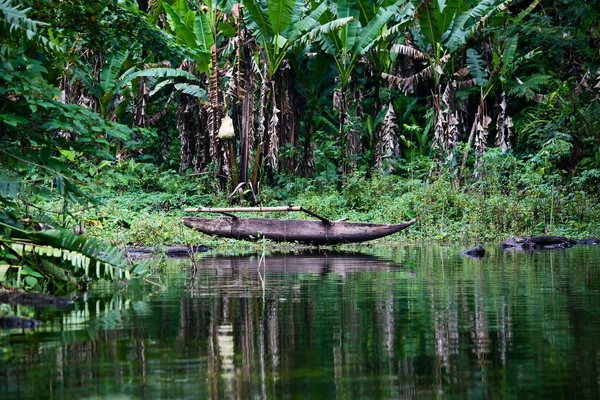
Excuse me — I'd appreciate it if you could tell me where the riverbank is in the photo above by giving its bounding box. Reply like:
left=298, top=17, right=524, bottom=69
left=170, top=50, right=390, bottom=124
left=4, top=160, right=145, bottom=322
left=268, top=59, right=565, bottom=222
left=67, top=171, right=600, bottom=250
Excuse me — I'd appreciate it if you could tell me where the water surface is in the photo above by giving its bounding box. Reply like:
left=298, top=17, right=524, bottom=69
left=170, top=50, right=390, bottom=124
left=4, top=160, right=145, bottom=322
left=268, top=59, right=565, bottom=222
left=2, top=245, right=600, bottom=399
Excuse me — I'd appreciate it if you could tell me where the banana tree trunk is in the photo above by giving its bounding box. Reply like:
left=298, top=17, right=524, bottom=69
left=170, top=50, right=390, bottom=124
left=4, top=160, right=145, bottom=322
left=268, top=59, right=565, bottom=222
left=457, top=103, right=482, bottom=187
left=338, top=86, right=348, bottom=176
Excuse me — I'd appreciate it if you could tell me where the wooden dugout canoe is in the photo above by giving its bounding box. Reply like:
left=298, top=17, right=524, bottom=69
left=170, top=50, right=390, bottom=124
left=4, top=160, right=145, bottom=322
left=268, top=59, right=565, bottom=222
left=182, top=216, right=417, bottom=245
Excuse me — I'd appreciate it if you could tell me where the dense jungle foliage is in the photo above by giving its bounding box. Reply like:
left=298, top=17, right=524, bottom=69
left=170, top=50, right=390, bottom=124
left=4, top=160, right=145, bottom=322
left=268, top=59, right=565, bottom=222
left=1, top=0, right=599, bottom=292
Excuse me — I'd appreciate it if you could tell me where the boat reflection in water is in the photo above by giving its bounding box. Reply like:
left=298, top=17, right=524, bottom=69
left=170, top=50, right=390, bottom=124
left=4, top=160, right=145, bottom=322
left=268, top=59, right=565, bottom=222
left=195, top=251, right=408, bottom=276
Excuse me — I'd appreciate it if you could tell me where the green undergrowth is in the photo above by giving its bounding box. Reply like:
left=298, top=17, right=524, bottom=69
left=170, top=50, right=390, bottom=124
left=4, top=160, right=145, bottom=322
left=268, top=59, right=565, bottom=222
left=61, top=164, right=600, bottom=250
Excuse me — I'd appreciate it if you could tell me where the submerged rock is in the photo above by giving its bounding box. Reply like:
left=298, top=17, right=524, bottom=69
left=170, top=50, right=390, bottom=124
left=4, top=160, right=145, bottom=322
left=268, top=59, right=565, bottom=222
left=0, top=290, right=74, bottom=306
left=0, top=315, right=41, bottom=329
left=500, top=236, right=577, bottom=250
left=461, top=245, right=486, bottom=257
left=576, top=238, right=599, bottom=245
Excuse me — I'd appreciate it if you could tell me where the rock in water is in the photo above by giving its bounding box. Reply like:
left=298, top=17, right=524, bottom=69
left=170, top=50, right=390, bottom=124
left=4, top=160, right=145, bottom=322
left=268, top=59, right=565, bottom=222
left=500, top=236, right=576, bottom=250
left=0, top=315, right=41, bottom=329
left=461, top=245, right=486, bottom=257
left=576, top=238, right=599, bottom=245
left=0, top=291, right=74, bottom=306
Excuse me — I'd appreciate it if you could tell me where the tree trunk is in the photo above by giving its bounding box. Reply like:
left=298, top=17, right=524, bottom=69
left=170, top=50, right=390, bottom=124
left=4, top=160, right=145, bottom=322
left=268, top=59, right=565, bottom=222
left=457, top=103, right=482, bottom=187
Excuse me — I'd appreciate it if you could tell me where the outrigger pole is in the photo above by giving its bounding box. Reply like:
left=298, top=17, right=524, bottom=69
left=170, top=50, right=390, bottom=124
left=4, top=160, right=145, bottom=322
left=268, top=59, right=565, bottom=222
left=184, top=206, right=331, bottom=224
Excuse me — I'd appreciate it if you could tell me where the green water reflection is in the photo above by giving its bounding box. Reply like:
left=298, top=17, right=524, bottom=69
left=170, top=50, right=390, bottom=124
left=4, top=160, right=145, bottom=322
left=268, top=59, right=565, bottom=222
left=1, top=245, right=600, bottom=399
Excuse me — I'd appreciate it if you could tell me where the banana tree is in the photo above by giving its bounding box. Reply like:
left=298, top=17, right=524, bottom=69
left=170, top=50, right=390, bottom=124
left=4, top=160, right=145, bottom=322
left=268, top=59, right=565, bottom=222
left=382, top=0, right=510, bottom=158
left=161, top=0, right=225, bottom=174
left=72, top=50, right=135, bottom=119
left=316, top=0, right=414, bottom=175
left=240, top=0, right=336, bottom=191
left=455, top=0, right=544, bottom=184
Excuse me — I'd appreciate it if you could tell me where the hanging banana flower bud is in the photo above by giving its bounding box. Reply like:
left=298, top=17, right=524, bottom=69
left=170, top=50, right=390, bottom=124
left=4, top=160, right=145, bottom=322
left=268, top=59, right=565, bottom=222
left=217, top=115, right=235, bottom=140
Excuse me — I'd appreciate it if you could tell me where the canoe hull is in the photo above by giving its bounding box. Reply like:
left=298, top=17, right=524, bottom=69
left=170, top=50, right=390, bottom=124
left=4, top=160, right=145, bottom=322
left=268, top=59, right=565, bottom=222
left=182, top=217, right=416, bottom=245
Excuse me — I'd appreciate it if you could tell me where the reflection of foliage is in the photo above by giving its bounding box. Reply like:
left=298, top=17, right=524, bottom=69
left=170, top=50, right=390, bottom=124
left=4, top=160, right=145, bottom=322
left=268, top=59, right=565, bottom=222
left=4, top=249, right=600, bottom=398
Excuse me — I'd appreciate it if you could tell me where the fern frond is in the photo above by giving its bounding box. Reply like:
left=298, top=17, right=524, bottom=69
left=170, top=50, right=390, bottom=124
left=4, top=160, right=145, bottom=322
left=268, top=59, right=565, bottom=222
left=0, top=0, right=59, bottom=54
left=11, top=229, right=155, bottom=283
left=466, top=48, right=488, bottom=86
left=508, top=74, right=551, bottom=101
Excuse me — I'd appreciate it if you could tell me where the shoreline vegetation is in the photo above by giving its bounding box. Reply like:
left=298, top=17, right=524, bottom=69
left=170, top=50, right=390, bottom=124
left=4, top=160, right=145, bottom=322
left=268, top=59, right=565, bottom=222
left=74, top=166, right=599, bottom=251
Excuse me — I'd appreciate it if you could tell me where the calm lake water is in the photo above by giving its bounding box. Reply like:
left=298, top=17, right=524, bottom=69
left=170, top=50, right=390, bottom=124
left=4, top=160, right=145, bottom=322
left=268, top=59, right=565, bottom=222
left=2, top=245, right=600, bottom=399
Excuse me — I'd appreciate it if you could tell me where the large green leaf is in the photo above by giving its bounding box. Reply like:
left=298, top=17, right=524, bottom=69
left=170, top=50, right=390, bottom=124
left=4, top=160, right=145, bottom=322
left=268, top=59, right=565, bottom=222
left=355, top=0, right=375, bottom=26
left=193, top=13, right=214, bottom=52
left=72, top=68, right=101, bottom=99
left=173, top=0, right=190, bottom=17
left=0, top=176, right=23, bottom=199
left=419, top=0, right=463, bottom=48
left=318, top=7, right=344, bottom=55
left=243, top=0, right=272, bottom=43
left=164, top=3, right=198, bottom=49
left=444, top=0, right=505, bottom=52
left=287, top=1, right=328, bottom=42
left=437, top=0, right=462, bottom=40
left=301, top=17, right=356, bottom=48
left=267, top=0, right=295, bottom=36
left=123, top=68, right=199, bottom=86
left=337, top=0, right=360, bottom=52
left=174, top=83, right=208, bottom=99
left=192, top=13, right=214, bottom=73
left=353, top=0, right=404, bottom=54
left=502, top=36, right=518, bottom=69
